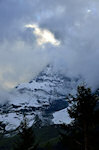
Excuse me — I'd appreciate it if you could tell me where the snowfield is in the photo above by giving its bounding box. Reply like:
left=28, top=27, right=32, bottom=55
left=52, top=108, right=72, bottom=124
left=0, top=64, right=82, bottom=130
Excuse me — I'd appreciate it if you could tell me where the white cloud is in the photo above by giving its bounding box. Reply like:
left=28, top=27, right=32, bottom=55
left=25, top=24, right=60, bottom=46
left=0, top=0, right=99, bottom=94
left=0, top=40, right=50, bottom=90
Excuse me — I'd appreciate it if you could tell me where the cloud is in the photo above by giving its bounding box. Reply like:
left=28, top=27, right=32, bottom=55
left=0, top=0, right=99, bottom=94
left=25, top=24, right=60, bottom=46
left=0, top=40, right=50, bottom=90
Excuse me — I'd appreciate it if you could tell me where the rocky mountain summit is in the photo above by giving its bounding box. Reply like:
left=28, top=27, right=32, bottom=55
left=0, top=65, right=81, bottom=131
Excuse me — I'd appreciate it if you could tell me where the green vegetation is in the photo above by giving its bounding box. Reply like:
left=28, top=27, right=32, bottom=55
left=13, top=116, right=38, bottom=150
left=0, top=125, right=61, bottom=150
left=0, top=85, right=99, bottom=150
left=60, top=85, right=99, bottom=150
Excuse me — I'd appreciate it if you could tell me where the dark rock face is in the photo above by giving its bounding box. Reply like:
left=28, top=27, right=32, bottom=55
left=45, top=99, right=68, bottom=114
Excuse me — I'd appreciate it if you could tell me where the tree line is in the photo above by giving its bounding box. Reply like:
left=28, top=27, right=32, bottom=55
left=0, top=85, right=99, bottom=150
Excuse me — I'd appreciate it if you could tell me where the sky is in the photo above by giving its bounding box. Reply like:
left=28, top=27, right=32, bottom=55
left=0, top=0, right=99, bottom=92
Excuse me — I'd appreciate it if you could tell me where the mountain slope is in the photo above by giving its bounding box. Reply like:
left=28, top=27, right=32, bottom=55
left=0, top=64, right=81, bottom=131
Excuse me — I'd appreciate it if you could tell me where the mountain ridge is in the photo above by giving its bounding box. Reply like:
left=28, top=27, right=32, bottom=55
left=0, top=64, right=81, bottom=131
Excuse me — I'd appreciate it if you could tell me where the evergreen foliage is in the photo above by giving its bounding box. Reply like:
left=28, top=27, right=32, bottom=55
left=13, top=115, right=38, bottom=150
left=60, top=85, right=99, bottom=150
left=33, top=115, right=42, bottom=128
left=0, top=121, right=6, bottom=141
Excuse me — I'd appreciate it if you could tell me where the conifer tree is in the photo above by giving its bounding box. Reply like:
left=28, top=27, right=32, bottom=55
left=13, top=115, right=37, bottom=150
left=60, top=85, right=99, bottom=150
left=0, top=121, right=6, bottom=140
left=33, top=114, right=42, bottom=128
left=67, top=85, right=98, bottom=150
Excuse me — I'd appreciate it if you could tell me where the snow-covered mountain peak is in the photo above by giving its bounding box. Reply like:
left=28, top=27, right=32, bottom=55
left=0, top=64, right=82, bottom=131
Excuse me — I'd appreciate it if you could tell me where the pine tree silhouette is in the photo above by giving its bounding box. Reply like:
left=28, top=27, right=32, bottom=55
left=13, top=115, right=38, bottom=150
left=60, top=85, right=99, bottom=150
